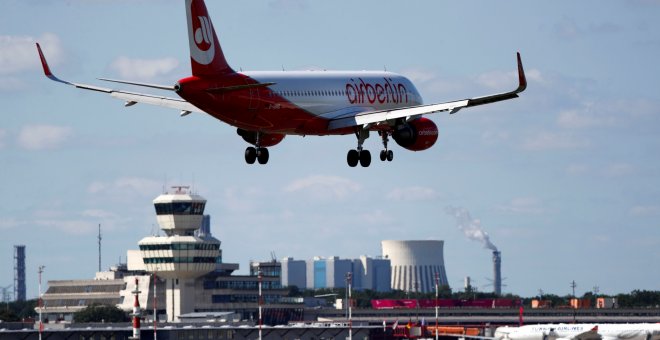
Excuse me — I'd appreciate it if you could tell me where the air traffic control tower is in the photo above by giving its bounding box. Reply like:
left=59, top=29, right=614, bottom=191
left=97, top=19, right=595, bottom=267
left=138, top=186, right=220, bottom=321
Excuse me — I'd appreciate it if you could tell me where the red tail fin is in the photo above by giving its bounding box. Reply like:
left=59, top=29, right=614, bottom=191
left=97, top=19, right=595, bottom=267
left=186, top=0, right=234, bottom=76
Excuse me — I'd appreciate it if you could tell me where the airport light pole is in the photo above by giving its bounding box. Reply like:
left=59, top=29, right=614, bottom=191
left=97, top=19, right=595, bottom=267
left=38, top=265, right=45, bottom=340
left=258, top=270, right=263, bottom=340
left=435, top=272, right=439, bottom=340
left=346, top=272, right=352, bottom=340
left=153, top=269, right=158, bottom=340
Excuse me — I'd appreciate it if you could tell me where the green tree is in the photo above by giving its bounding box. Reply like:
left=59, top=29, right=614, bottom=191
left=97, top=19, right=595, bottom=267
left=0, top=309, right=20, bottom=322
left=2, top=299, right=37, bottom=320
left=616, top=290, right=660, bottom=307
left=73, top=304, right=129, bottom=323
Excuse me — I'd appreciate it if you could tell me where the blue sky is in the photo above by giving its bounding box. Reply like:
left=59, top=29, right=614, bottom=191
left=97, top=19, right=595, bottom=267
left=2, top=0, right=660, bottom=299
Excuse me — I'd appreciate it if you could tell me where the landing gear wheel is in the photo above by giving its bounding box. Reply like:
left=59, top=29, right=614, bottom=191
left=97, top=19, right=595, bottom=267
left=386, top=150, right=394, bottom=162
left=359, top=150, right=371, bottom=167
left=347, top=149, right=359, bottom=167
left=380, top=150, right=387, bottom=161
left=245, top=147, right=257, bottom=164
left=256, top=147, right=269, bottom=164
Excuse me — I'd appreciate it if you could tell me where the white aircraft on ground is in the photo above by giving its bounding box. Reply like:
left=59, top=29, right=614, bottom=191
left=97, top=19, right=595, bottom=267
left=447, top=324, right=660, bottom=340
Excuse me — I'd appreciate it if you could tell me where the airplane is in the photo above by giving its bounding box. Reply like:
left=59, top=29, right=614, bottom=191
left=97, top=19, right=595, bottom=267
left=441, top=323, right=660, bottom=340
left=36, top=0, right=527, bottom=167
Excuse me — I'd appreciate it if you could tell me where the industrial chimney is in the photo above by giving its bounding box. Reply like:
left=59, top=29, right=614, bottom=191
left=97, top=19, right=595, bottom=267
left=492, top=250, right=501, bottom=296
left=14, top=245, right=26, bottom=301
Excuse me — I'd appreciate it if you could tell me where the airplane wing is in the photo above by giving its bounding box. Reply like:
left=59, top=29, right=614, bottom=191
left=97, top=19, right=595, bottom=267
left=327, top=52, right=527, bottom=131
left=36, top=43, right=202, bottom=115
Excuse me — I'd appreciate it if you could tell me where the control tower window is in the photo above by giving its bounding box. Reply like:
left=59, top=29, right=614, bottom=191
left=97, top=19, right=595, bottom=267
left=155, top=202, right=205, bottom=215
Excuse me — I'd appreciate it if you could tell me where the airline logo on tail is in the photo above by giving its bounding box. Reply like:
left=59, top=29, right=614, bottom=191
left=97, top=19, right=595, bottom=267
left=187, top=1, right=215, bottom=65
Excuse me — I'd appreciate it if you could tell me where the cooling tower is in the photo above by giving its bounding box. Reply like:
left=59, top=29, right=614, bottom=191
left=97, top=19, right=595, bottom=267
left=381, top=240, right=449, bottom=293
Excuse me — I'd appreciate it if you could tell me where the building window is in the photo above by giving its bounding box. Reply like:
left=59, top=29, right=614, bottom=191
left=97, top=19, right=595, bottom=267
left=154, top=202, right=205, bottom=216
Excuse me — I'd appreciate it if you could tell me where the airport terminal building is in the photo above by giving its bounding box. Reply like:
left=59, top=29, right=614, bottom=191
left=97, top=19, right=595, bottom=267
left=38, top=187, right=303, bottom=324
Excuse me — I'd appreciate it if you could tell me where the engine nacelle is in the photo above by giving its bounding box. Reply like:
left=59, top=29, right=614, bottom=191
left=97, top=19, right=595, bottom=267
left=392, top=117, right=438, bottom=151
left=237, top=129, right=285, bottom=147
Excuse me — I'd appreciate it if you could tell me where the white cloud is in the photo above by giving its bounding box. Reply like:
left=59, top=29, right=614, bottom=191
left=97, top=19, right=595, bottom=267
left=565, top=163, right=590, bottom=176
left=17, top=124, right=72, bottom=150
left=603, top=163, right=635, bottom=177
left=554, top=17, right=582, bottom=40
left=557, top=107, right=616, bottom=129
left=0, top=33, right=63, bottom=75
left=522, top=132, right=590, bottom=151
left=498, top=197, right=545, bottom=214
left=283, top=175, right=360, bottom=200
left=268, top=0, right=308, bottom=11
left=630, top=205, right=660, bottom=216
left=386, top=186, right=438, bottom=201
left=0, top=129, right=6, bottom=149
left=0, top=218, right=20, bottom=230
left=35, top=219, right=97, bottom=235
left=110, top=56, right=179, bottom=80
left=359, top=210, right=394, bottom=225
left=476, top=70, right=518, bottom=90
left=476, top=67, right=544, bottom=91
left=82, top=209, right=119, bottom=219
left=88, top=177, right=162, bottom=197
left=221, top=187, right=264, bottom=213
left=481, top=130, right=510, bottom=146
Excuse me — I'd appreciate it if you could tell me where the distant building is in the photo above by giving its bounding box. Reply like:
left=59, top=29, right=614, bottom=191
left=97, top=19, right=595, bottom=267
left=354, top=256, right=391, bottom=292
left=381, top=240, right=449, bottom=293
left=281, top=257, right=306, bottom=289
left=269, top=256, right=390, bottom=292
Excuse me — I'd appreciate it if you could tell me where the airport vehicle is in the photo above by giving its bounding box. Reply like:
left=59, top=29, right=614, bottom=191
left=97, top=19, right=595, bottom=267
left=447, top=324, right=660, bottom=340
left=37, top=0, right=526, bottom=166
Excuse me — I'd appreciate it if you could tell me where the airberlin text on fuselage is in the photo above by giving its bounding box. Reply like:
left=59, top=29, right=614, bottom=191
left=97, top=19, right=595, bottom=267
left=346, top=78, right=408, bottom=105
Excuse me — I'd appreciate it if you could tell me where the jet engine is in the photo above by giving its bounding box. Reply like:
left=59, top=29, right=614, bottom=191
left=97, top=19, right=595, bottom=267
left=237, top=129, right=285, bottom=147
left=392, top=117, right=438, bottom=151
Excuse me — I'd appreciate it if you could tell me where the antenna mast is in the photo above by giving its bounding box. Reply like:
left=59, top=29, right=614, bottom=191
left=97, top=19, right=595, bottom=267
left=98, top=224, right=102, bottom=272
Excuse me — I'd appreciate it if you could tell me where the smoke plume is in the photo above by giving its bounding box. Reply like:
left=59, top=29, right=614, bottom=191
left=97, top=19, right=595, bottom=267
left=445, top=206, right=498, bottom=251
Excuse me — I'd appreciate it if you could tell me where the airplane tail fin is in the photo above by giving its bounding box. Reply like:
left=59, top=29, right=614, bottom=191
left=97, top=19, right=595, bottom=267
left=185, top=0, right=234, bottom=76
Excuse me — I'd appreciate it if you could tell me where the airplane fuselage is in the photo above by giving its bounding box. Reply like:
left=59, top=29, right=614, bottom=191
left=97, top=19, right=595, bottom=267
left=175, top=71, right=422, bottom=135
left=495, top=324, right=660, bottom=340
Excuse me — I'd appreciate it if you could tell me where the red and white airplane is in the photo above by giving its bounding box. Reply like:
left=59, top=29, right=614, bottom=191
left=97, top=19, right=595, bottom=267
left=37, top=0, right=526, bottom=167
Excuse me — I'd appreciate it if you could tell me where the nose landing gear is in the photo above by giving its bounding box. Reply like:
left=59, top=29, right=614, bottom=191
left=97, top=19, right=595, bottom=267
left=379, top=132, right=394, bottom=162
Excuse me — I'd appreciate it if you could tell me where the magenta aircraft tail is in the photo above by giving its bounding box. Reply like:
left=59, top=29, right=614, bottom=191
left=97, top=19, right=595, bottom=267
left=185, top=0, right=234, bottom=76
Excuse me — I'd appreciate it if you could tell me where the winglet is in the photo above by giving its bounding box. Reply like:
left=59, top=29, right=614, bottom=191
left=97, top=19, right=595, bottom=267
left=36, top=43, right=70, bottom=85
left=36, top=43, right=53, bottom=77
left=516, top=52, right=527, bottom=93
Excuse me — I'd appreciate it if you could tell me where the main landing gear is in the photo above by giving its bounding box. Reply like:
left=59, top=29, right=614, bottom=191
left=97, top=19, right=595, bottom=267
left=245, top=146, right=269, bottom=164
left=244, top=132, right=269, bottom=165
left=346, top=128, right=371, bottom=167
left=346, top=129, right=395, bottom=167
